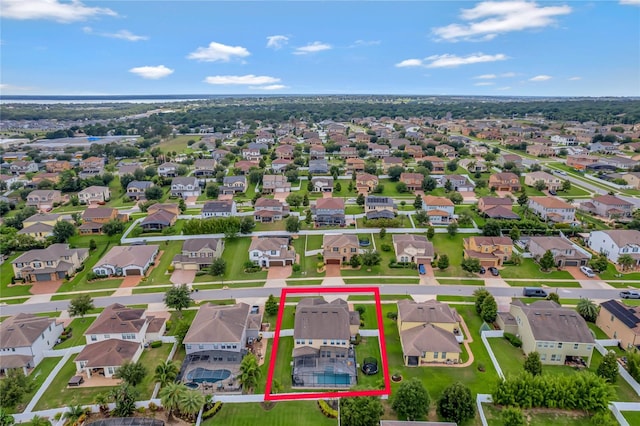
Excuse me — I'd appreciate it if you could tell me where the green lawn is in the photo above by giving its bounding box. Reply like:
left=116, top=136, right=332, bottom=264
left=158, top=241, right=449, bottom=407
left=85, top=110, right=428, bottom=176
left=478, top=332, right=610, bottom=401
left=1, top=252, right=33, bottom=297
left=221, top=238, right=267, bottom=282
left=622, top=411, right=640, bottom=424
left=202, top=401, right=337, bottom=426
left=505, top=280, right=581, bottom=288
left=482, top=404, right=592, bottom=426
left=254, top=221, right=287, bottom=232
left=50, top=290, right=114, bottom=300
left=432, top=233, right=474, bottom=277
left=598, top=262, right=640, bottom=282
left=271, top=336, right=294, bottom=390
left=56, top=235, right=121, bottom=293
left=54, top=317, right=95, bottom=349
left=158, top=134, right=201, bottom=153
left=290, top=236, right=325, bottom=279
left=343, top=278, right=420, bottom=284
left=136, top=343, right=174, bottom=399
left=286, top=279, right=324, bottom=286
left=454, top=205, right=486, bottom=227
left=10, top=357, right=62, bottom=414
left=341, top=233, right=418, bottom=278
left=355, top=335, right=382, bottom=390
left=500, top=258, right=574, bottom=280
left=306, top=234, right=324, bottom=250
left=141, top=240, right=184, bottom=285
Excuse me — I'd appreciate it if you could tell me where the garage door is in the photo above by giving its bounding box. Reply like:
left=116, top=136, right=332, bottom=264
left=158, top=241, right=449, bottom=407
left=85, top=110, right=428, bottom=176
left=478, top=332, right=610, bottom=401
left=564, top=260, right=578, bottom=267
left=125, top=268, right=142, bottom=276
left=35, top=273, right=51, bottom=281
left=326, top=259, right=341, bottom=265
left=480, top=259, right=496, bottom=267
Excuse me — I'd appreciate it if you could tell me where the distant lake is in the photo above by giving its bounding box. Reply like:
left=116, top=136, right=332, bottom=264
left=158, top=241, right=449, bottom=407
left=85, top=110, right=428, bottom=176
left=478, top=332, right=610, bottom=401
left=0, top=94, right=294, bottom=104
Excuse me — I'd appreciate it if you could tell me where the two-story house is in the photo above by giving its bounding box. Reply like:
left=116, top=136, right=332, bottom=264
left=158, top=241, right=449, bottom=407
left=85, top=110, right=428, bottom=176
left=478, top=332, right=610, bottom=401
left=312, top=197, right=346, bottom=226
left=392, top=234, right=434, bottom=265
left=489, top=172, right=521, bottom=192
left=381, top=157, right=403, bottom=173
left=248, top=237, right=296, bottom=267
left=12, top=244, right=89, bottom=282
left=502, top=300, right=595, bottom=366
left=202, top=200, right=237, bottom=218
left=477, top=197, right=520, bottom=220
left=45, top=160, right=72, bottom=173
left=242, top=147, right=262, bottom=162
left=528, top=196, right=576, bottom=223
left=79, top=207, right=128, bottom=235
left=275, top=145, right=295, bottom=160
left=271, top=159, right=292, bottom=173
left=405, top=145, right=424, bottom=159
left=339, top=146, right=357, bottom=159
left=18, top=213, right=68, bottom=241
left=439, top=175, right=474, bottom=192
left=435, top=144, right=456, bottom=158
left=292, top=298, right=358, bottom=387
left=526, top=144, right=556, bottom=157
left=368, top=143, right=390, bottom=159
left=355, top=173, right=379, bottom=194
left=220, top=176, right=247, bottom=195
left=193, top=159, right=217, bottom=179
left=262, top=174, right=291, bottom=194
left=528, top=236, right=591, bottom=268
left=346, top=158, right=366, bottom=174
left=463, top=236, right=514, bottom=267
left=596, top=300, right=640, bottom=350
left=400, top=172, right=424, bottom=192
left=171, top=176, right=201, bottom=199
left=140, top=208, right=178, bottom=231
left=323, top=234, right=359, bottom=265
left=9, top=160, right=39, bottom=176
left=397, top=299, right=462, bottom=366
left=364, top=196, right=397, bottom=220
left=310, top=145, right=326, bottom=160
left=158, top=162, right=180, bottom=178
left=0, top=314, right=64, bottom=375
left=422, top=156, right=445, bottom=173
left=588, top=230, right=640, bottom=267
left=26, top=189, right=66, bottom=210
left=172, top=238, right=224, bottom=270
left=78, top=185, right=111, bottom=204
left=126, top=181, right=153, bottom=201
left=497, top=154, right=523, bottom=169
left=93, top=245, right=159, bottom=277
left=254, top=198, right=289, bottom=222
left=579, top=195, right=633, bottom=220
left=524, top=171, right=562, bottom=191
left=311, top=176, right=334, bottom=193
left=421, top=195, right=455, bottom=225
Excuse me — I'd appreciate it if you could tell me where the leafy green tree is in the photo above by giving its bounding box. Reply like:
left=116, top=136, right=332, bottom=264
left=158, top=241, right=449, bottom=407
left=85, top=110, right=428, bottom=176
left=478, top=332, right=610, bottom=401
left=356, top=193, right=365, bottom=206
left=619, top=254, right=635, bottom=271
left=154, top=360, right=179, bottom=388
left=628, top=351, right=640, bottom=382
left=303, top=193, right=309, bottom=206
left=577, top=298, right=599, bottom=322
left=561, top=180, right=571, bottom=192
left=437, top=382, right=475, bottom=425
left=179, top=390, right=205, bottom=421
left=286, top=216, right=300, bottom=232
left=534, top=180, right=547, bottom=191
left=437, top=254, right=449, bottom=270
left=103, top=219, right=126, bottom=236
left=0, top=369, right=33, bottom=409
left=524, top=351, right=542, bottom=376
left=474, top=288, right=490, bottom=314
left=448, top=192, right=463, bottom=204
left=379, top=227, right=386, bottom=239
left=265, top=294, right=279, bottom=316
left=501, top=406, right=525, bottom=426
left=160, top=382, right=187, bottom=419
left=483, top=219, right=502, bottom=236
left=350, top=254, right=361, bottom=268
left=388, top=165, right=404, bottom=182
left=422, top=177, right=437, bottom=191
left=517, top=192, right=529, bottom=208
left=0, top=408, right=15, bottom=426
left=209, top=257, right=226, bottom=277
left=89, top=239, right=97, bottom=251
left=546, top=292, right=560, bottom=304
left=589, top=253, right=609, bottom=272
left=597, top=351, right=619, bottom=384
left=286, top=193, right=303, bottom=208
left=340, top=397, right=384, bottom=426
left=447, top=222, right=458, bottom=236
left=240, top=216, right=255, bottom=234
left=145, top=185, right=163, bottom=200
left=206, top=183, right=219, bottom=198
left=68, top=294, right=94, bottom=319
left=426, top=226, right=435, bottom=240
left=335, top=182, right=342, bottom=192
left=391, top=378, right=430, bottom=420
left=413, top=194, right=423, bottom=209
left=414, top=210, right=428, bottom=226
left=110, top=383, right=138, bottom=417
left=114, top=361, right=147, bottom=386
left=480, top=294, right=498, bottom=323
left=164, top=284, right=192, bottom=316
left=361, top=249, right=382, bottom=266
left=462, top=257, right=482, bottom=274
left=509, top=226, right=521, bottom=242
left=62, top=405, right=86, bottom=425
left=52, top=220, right=76, bottom=243
left=396, top=182, right=408, bottom=193
left=239, top=354, right=262, bottom=393
left=178, top=198, right=186, bottom=213
left=27, top=415, right=50, bottom=426
left=538, top=250, right=555, bottom=271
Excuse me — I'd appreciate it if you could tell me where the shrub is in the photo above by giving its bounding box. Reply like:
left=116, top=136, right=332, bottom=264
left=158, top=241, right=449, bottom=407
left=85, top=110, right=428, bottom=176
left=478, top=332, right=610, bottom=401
left=148, top=401, right=158, bottom=412
left=292, top=264, right=301, bottom=272
left=386, top=311, right=398, bottom=320
left=353, top=334, right=362, bottom=345
left=167, top=265, right=175, bottom=273
left=202, top=402, right=223, bottom=419
left=380, top=243, right=392, bottom=252
left=317, top=400, right=338, bottom=418
left=165, top=320, right=172, bottom=331
left=150, top=341, right=162, bottom=348
left=504, top=333, right=522, bottom=348
left=195, top=271, right=206, bottom=276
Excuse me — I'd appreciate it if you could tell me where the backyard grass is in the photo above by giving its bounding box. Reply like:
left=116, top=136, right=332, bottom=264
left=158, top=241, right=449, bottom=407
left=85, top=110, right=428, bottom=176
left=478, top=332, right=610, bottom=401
left=622, top=411, right=640, bottom=424
left=500, top=258, right=574, bottom=280
left=141, top=241, right=184, bottom=285
left=271, top=336, right=294, bottom=391
left=54, top=317, right=95, bottom=349
left=355, top=335, right=382, bottom=390
left=202, top=401, right=337, bottom=426
left=158, top=135, right=201, bottom=153
left=221, top=238, right=268, bottom=282
left=253, top=221, right=287, bottom=232
left=136, top=343, right=174, bottom=399
left=432, top=233, right=474, bottom=277
left=597, top=262, right=640, bottom=282
left=11, top=357, right=62, bottom=414
left=290, top=236, right=325, bottom=279
left=306, top=234, right=324, bottom=251
left=482, top=404, right=592, bottom=426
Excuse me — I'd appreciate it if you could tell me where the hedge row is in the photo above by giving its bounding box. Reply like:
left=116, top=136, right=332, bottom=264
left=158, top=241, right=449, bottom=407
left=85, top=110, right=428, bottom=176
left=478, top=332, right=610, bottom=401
left=318, top=400, right=338, bottom=418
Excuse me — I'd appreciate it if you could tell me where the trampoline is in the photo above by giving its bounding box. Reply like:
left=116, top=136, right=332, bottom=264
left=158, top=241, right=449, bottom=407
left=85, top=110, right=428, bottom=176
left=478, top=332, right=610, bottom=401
left=185, top=367, right=231, bottom=383
left=362, top=357, right=379, bottom=375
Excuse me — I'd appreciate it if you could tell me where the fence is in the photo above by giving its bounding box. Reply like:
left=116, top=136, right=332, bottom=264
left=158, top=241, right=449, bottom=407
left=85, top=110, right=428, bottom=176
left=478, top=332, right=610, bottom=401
left=480, top=330, right=505, bottom=379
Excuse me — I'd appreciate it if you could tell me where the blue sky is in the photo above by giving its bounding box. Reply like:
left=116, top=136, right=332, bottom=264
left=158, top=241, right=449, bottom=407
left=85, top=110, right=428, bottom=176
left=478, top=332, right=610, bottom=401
left=1, top=1, right=639, bottom=96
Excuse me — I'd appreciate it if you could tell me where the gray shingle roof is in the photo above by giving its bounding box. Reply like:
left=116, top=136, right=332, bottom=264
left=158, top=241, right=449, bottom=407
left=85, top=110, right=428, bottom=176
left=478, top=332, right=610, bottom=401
left=294, top=298, right=351, bottom=341
left=184, top=303, right=250, bottom=344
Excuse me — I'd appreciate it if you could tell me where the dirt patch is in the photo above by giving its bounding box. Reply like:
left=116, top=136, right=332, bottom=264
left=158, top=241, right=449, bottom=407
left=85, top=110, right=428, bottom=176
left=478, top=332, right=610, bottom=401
left=28, top=280, right=63, bottom=295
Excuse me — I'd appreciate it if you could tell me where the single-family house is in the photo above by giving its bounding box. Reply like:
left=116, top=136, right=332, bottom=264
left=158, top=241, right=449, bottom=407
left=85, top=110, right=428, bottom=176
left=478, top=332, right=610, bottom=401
left=463, top=236, right=514, bottom=267
left=439, top=175, right=474, bottom=192
left=74, top=339, right=143, bottom=380
left=158, top=162, right=180, bottom=178
left=397, top=300, right=462, bottom=366
left=79, top=207, right=127, bottom=235
left=381, top=157, right=404, bottom=173
left=368, top=143, right=390, bottom=159
left=202, top=200, right=237, bottom=218
left=93, top=245, right=159, bottom=276
left=621, top=172, right=640, bottom=189
left=78, top=185, right=110, bottom=204
left=506, top=300, right=595, bottom=366
left=392, top=235, right=434, bottom=265
left=26, top=189, right=66, bottom=209
left=364, top=196, right=396, bottom=220
left=339, top=146, right=357, bottom=159
left=435, top=144, right=456, bottom=158
left=587, top=230, right=640, bottom=267
left=311, top=176, right=334, bottom=193
left=292, top=298, right=358, bottom=387
left=172, top=238, right=224, bottom=270
left=83, top=303, right=164, bottom=346
left=524, top=171, right=562, bottom=191
left=44, top=160, right=71, bottom=173
left=421, top=195, right=454, bottom=225
left=0, top=314, right=64, bottom=375
left=248, top=237, right=296, bottom=267
left=346, top=158, right=366, bottom=174
left=275, top=145, right=295, bottom=160
left=242, top=147, right=262, bottom=162
left=312, top=197, right=346, bottom=226
left=81, top=157, right=105, bottom=170
left=422, top=156, right=445, bottom=173
left=405, top=145, right=424, bottom=159
left=9, top=160, right=39, bottom=176
left=579, top=195, right=633, bottom=220
left=528, top=196, right=576, bottom=223
left=489, top=172, right=521, bottom=192
left=126, top=181, right=153, bottom=201
left=355, top=173, right=379, bottom=193
left=220, top=176, right=247, bottom=194
left=400, top=173, right=424, bottom=192
left=233, top=160, right=258, bottom=174
left=459, top=159, right=488, bottom=173
left=596, top=300, right=640, bottom=351
left=271, top=159, right=292, bottom=173
left=310, top=145, right=326, bottom=160
left=262, top=174, right=291, bottom=194
left=193, top=159, right=217, bottom=179
left=254, top=198, right=289, bottom=222
left=147, top=203, right=181, bottom=216
left=323, top=234, right=359, bottom=264
left=18, top=213, right=67, bottom=241
left=171, top=176, right=201, bottom=199
left=12, top=244, right=88, bottom=282
left=140, top=208, right=178, bottom=231
left=528, top=236, right=591, bottom=267
left=526, top=144, right=555, bottom=157
left=497, top=154, right=523, bottom=169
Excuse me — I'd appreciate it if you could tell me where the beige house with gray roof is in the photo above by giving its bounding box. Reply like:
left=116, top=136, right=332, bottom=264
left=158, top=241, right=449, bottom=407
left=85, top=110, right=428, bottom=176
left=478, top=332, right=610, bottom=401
left=392, top=235, right=434, bottom=265
left=172, top=238, right=224, bottom=270
left=12, top=243, right=89, bottom=282
left=508, top=300, right=595, bottom=366
left=93, top=245, right=159, bottom=276
left=248, top=237, right=295, bottom=267
left=323, top=234, right=359, bottom=265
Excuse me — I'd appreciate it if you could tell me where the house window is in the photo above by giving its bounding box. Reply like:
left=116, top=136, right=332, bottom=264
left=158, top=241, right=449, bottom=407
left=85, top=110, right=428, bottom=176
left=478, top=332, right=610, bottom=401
left=351, top=248, right=357, bottom=253
left=330, top=340, right=335, bottom=345
left=308, top=340, right=313, bottom=344
left=91, top=335, right=97, bottom=342
left=540, top=354, right=547, bottom=361
left=611, top=314, right=615, bottom=322
left=122, top=333, right=136, bottom=340
left=574, top=344, right=579, bottom=350
left=333, top=247, right=339, bottom=252
left=323, top=340, right=327, bottom=345
left=33, top=262, right=41, bottom=268
left=441, top=352, right=447, bottom=359
left=433, top=352, right=439, bottom=359
left=557, top=343, right=563, bottom=349
left=199, top=344, right=204, bottom=350
left=104, top=335, right=110, bottom=339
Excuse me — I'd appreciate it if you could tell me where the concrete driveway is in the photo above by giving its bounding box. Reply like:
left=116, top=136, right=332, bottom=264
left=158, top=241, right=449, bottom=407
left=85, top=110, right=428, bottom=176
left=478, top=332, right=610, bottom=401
left=170, top=269, right=196, bottom=285
left=120, top=276, right=142, bottom=288
left=324, top=264, right=342, bottom=277
left=267, top=266, right=292, bottom=280
left=565, top=266, right=599, bottom=281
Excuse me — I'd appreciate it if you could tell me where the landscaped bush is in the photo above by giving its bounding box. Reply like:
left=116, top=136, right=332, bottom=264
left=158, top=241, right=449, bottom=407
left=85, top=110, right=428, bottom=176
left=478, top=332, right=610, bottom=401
left=353, top=334, right=362, bottom=345
left=388, top=260, right=417, bottom=269
left=318, top=400, right=338, bottom=418
left=195, top=271, right=207, bottom=276
left=292, top=264, right=301, bottom=272
left=202, top=402, right=223, bottom=419
left=386, top=311, right=398, bottom=320
left=380, top=243, right=392, bottom=252
left=150, top=341, right=162, bottom=348
left=504, top=333, right=522, bottom=348
left=167, top=265, right=175, bottom=273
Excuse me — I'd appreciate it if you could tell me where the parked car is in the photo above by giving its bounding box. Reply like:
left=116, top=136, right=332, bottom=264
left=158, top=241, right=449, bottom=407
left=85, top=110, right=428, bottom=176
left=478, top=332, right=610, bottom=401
left=488, top=266, right=499, bottom=276
left=479, top=266, right=486, bottom=274
left=549, top=189, right=557, bottom=196
left=418, top=264, right=426, bottom=275
left=620, top=290, right=640, bottom=299
left=523, top=287, right=548, bottom=297
left=580, top=265, right=596, bottom=278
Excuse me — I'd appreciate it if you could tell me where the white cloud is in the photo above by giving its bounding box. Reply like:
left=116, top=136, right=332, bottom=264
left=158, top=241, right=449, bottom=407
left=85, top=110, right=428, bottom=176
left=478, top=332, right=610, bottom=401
left=293, top=41, right=332, bottom=55
left=395, top=59, right=424, bottom=68
left=188, top=41, right=250, bottom=62
left=432, top=1, right=572, bottom=41
left=425, top=53, right=507, bottom=68
left=529, top=74, right=552, bottom=81
left=497, top=86, right=512, bottom=90
left=350, top=40, right=381, bottom=47
left=203, top=75, right=281, bottom=85
left=250, top=84, right=288, bottom=90
left=83, top=27, right=148, bottom=42
left=501, top=72, right=517, bottom=77
left=569, top=76, right=582, bottom=81
left=620, top=0, right=640, bottom=6
left=474, top=74, right=497, bottom=79
left=129, top=65, right=174, bottom=80
left=474, top=82, right=495, bottom=86
left=266, top=35, right=289, bottom=49
left=1, top=0, right=117, bottom=23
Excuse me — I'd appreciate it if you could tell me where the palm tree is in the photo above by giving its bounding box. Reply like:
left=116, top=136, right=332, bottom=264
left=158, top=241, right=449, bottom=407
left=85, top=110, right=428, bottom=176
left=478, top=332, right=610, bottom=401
left=178, top=390, right=205, bottom=421
left=28, top=415, right=50, bottom=426
left=577, top=298, right=599, bottom=323
left=0, top=409, right=15, bottom=426
left=63, top=405, right=85, bottom=425
left=154, top=360, right=179, bottom=388
left=159, top=382, right=187, bottom=419
left=619, top=254, right=635, bottom=272
left=94, top=393, right=110, bottom=415
left=239, top=353, right=262, bottom=394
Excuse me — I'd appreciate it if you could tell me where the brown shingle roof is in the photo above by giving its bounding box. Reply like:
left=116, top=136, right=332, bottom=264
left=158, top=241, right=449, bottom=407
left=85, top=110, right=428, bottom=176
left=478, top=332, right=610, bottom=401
left=183, top=303, right=250, bottom=344
left=400, top=324, right=461, bottom=356
left=96, top=245, right=159, bottom=269
left=397, top=300, right=460, bottom=324
left=529, top=196, right=573, bottom=209
left=85, top=303, right=147, bottom=336
left=75, top=339, right=141, bottom=368
left=511, top=300, right=595, bottom=343
left=294, top=298, right=351, bottom=341
left=315, top=197, right=345, bottom=210
left=0, top=314, right=58, bottom=349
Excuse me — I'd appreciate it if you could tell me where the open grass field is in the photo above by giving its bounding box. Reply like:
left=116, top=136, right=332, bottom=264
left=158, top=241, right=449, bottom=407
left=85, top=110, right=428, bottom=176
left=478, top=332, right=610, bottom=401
left=158, top=135, right=201, bottom=153
left=202, top=401, right=337, bottom=426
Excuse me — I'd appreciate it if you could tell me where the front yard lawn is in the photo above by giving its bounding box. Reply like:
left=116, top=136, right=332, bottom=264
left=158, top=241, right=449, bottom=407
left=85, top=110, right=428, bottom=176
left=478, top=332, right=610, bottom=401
left=202, top=401, right=337, bottom=426
left=432, top=233, right=473, bottom=277
left=500, top=258, right=573, bottom=280
left=54, top=317, right=95, bottom=349
left=221, top=238, right=268, bottom=282
left=597, top=262, right=640, bottom=282
left=341, top=233, right=418, bottom=277
left=142, top=240, right=184, bottom=286
left=1, top=252, right=32, bottom=297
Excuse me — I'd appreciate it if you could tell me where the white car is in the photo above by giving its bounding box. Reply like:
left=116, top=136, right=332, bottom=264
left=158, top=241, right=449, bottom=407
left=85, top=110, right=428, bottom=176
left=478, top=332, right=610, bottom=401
left=580, top=265, right=595, bottom=278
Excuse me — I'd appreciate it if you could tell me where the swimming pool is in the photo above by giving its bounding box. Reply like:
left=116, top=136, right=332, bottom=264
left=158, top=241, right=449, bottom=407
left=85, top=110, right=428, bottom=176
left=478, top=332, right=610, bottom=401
left=186, top=368, right=231, bottom=383
left=313, top=372, right=351, bottom=386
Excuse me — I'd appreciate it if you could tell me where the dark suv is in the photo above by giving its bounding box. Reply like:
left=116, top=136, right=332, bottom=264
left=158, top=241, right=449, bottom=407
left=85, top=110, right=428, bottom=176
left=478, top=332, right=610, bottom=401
left=488, top=267, right=499, bottom=276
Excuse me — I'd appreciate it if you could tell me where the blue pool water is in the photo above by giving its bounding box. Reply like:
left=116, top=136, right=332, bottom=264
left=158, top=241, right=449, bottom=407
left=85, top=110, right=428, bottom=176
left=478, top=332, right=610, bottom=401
left=314, top=372, right=350, bottom=385
left=184, top=382, right=199, bottom=389
left=186, top=368, right=231, bottom=383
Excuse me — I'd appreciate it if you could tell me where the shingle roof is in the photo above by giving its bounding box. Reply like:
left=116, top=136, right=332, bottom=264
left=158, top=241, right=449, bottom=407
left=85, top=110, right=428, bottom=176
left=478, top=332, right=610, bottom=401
left=96, top=245, right=159, bottom=269
left=75, top=339, right=140, bottom=368
left=294, top=298, right=351, bottom=341
left=183, top=303, right=250, bottom=344
left=0, top=314, right=58, bottom=349
left=529, top=196, right=573, bottom=209
left=595, top=230, right=640, bottom=247
left=397, top=299, right=460, bottom=324
left=593, top=194, right=632, bottom=206
left=324, top=234, right=358, bottom=248
left=85, top=303, right=147, bottom=335
left=393, top=235, right=434, bottom=258
left=315, top=197, right=345, bottom=210
left=82, top=207, right=116, bottom=220
left=511, top=300, right=595, bottom=343
left=182, top=238, right=221, bottom=252
left=400, top=324, right=461, bottom=356
left=202, top=200, right=234, bottom=213
left=12, top=244, right=87, bottom=265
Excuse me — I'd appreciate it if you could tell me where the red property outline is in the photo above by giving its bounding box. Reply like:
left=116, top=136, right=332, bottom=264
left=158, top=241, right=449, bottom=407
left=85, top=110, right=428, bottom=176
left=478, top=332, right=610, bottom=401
left=264, top=286, right=391, bottom=401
